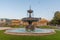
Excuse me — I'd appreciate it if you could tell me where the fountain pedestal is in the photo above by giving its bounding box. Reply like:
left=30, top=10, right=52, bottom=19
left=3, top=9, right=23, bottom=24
left=26, top=24, right=35, bottom=32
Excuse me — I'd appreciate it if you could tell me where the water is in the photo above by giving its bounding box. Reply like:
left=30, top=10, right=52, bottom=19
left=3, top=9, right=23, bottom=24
left=5, top=28, right=55, bottom=33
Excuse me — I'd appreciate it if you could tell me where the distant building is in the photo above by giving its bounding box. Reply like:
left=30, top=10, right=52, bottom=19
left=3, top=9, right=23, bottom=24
left=0, top=18, right=48, bottom=27
left=10, top=19, right=21, bottom=26
left=22, top=22, right=29, bottom=26
left=7, top=18, right=48, bottom=27
left=32, top=18, right=48, bottom=26
left=0, top=18, right=10, bottom=27
left=37, top=18, right=48, bottom=26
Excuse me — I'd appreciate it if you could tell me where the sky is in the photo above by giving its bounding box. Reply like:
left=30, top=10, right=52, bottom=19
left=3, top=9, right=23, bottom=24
left=0, top=0, right=60, bottom=20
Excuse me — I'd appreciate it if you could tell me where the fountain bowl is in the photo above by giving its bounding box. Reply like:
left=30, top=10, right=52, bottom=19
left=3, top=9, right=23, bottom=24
left=4, top=28, right=55, bottom=36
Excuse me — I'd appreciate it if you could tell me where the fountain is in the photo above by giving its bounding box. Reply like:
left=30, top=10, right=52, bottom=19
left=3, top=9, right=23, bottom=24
left=5, top=7, right=55, bottom=36
left=22, top=7, right=39, bottom=31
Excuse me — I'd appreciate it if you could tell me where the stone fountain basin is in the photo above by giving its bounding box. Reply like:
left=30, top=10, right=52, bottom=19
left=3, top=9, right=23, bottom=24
left=4, top=28, right=56, bottom=36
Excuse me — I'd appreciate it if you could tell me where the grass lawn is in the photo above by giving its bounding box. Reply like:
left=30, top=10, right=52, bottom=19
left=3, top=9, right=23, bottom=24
left=0, top=30, right=60, bottom=40
left=10, top=25, right=57, bottom=29
left=38, top=26, right=57, bottom=29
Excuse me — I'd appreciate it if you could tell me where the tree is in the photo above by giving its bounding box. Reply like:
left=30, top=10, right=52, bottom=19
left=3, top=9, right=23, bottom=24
left=50, top=11, right=60, bottom=25
left=54, top=11, right=60, bottom=20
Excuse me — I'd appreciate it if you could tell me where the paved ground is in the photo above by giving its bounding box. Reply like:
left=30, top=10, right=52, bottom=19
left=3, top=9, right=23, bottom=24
left=0, top=27, right=12, bottom=30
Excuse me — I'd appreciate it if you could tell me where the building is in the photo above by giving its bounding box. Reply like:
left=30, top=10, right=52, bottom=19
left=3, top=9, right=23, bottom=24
left=22, top=22, right=29, bottom=26
left=32, top=18, right=48, bottom=26
left=0, top=18, right=48, bottom=27
left=37, top=18, right=48, bottom=26
left=0, top=18, right=10, bottom=27
left=10, top=19, right=21, bottom=26
left=10, top=18, right=48, bottom=27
